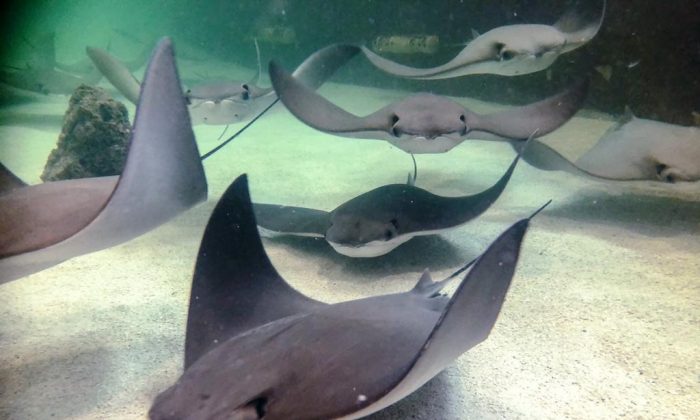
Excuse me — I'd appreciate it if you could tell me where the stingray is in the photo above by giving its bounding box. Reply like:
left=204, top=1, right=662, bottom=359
left=0, top=32, right=103, bottom=96
left=254, top=141, right=527, bottom=257
left=149, top=173, right=545, bottom=419
left=510, top=110, right=700, bottom=183
left=361, top=0, right=606, bottom=79
left=271, top=57, right=588, bottom=153
left=0, top=38, right=207, bottom=285
left=87, top=42, right=359, bottom=125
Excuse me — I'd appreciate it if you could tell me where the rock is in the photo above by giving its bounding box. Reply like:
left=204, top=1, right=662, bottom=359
left=41, top=84, right=130, bottom=181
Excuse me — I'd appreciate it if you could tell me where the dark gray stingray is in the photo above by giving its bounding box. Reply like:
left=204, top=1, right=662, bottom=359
left=0, top=38, right=207, bottom=285
left=510, top=111, right=700, bottom=183
left=149, top=174, right=542, bottom=420
left=87, top=43, right=359, bottom=125
left=361, top=0, right=606, bottom=79
left=0, top=32, right=102, bottom=95
left=271, top=57, right=588, bottom=154
left=254, top=144, right=526, bottom=257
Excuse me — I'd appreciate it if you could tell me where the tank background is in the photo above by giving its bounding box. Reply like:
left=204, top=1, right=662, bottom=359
left=170, top=0, right=700, bottom=125
left=0, top=0, right=698, bottom=122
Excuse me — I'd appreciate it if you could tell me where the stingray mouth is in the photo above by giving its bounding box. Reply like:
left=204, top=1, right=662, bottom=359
left=388, top=134, right=464, bottom=154
left=327, top=235, right=413, bottom=258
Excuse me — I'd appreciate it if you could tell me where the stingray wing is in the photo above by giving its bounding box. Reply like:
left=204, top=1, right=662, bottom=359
left=270, top=60, right=392, bottom=138
left=254, top=203, right=330, bottom=238
left=555, top=0, right=607, bottom=51
left=344, top=208, right=536, bottom=418
left=291, top=44, right=362, bottom=90
left=467, top=78, right=588, bottom=140
left=360, top=45, right=491, bottom=80
left=0, top=38, right=207, bottom=284
left=508, top=138, right=618, bottom=181
left=185, top=175, right=327, bottom=368
left=87, top=45, right=142, bottom=104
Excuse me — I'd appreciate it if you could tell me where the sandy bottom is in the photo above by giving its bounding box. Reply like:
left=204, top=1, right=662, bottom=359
left=1, top=77, right=699, bottom=419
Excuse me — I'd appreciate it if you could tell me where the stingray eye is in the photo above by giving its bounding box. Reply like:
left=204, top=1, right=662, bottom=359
left=495, top=43, right=514, bottom=61
left=235, top=396, right=267, bottom=418
left=390, top=218, right=399, bottom=229
left=384, top=229, right=394, bottom=240
left=390, top=114, right=400, bottom=137
left=655, top=163, right=676, bottom=183
left=241, top=84, right=251, bottom=100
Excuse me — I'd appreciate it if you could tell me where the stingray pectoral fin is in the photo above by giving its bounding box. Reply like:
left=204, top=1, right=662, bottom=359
left=270, top=60, right=390, bottom=136
left=555, top=0, right=606, bottom=51
left=291, top=44, right=361, bottom=90
left=360, top=45, right=486, bottom=80
left=185, top=175, right=327, bottom=368
left=0, top=38, right=206, bottom=284
left=0, top=163, right=27, bottom=193
left=470, top=78, right=589, bottom=139
left=348, top=210, right=535, bottom=418
left=254, top=203, right=329, bottom=238
left=86, top=45, right=141, bottom=104
left=508, top=138, right=618, bottom=182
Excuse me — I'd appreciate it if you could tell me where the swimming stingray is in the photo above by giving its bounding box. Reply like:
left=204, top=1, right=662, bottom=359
left=361, top=0, right=606, bottom=79
left=0, top=32, right=103, bottom=95
left=510, top=110, right=700, bottom=183
left=271, top=57, right=588, bottom=153
left=0, top=38, right=207, bottom=285
left=149, top=173, right=544, bottom=419
left=87, top=43, right=359, bottom=125
left=254, top=141, right=526, bottom=257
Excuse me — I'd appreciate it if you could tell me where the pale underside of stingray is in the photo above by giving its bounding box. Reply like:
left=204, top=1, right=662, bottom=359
left=0, top=38, right=207, bottom=285
left=511, top=113, right=700, bottom=183
left=361, top=0, right=606, bottom=79
left=148, top=173, right=545, bottom=419
left=270, top=54, right=588, bottom=154
left=253, top=144, right=526, bottom=257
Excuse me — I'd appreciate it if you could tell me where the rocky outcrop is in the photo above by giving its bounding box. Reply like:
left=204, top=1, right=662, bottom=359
left=41, top=84, right=130, bottom=181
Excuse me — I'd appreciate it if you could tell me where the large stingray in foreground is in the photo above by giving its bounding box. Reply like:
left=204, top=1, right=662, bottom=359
left=270, top=57, right=587, bottom=154
left=254, top=145, right=526, bottom=257
left=0, top=38, right=207, bottom=285
left=149, top=173, right=544, bottom=419
left=361, top=0, right=606, bottom=79
left=87, top=43, right=359, bottom=125
left=511, top=111, right=700, bottom=183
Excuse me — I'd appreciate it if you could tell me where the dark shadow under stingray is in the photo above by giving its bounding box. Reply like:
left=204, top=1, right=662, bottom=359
left=546, top=191, right=700, bottom=238
left=265, top=233, right=467, bottom=277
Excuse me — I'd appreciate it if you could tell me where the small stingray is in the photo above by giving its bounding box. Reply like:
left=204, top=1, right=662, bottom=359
left=149, top=173, right=545, bottom=420
left=0, top=38, right=207, bottom=285
left=361, top=0, right=606, bottom=79
left=511, top=110, right=700, bottom=183
left=271, top=56, right=587, bottom=153
left=87, top=43, right=359, bottom=125
left=0, top=32, right=102, bottom=95
left=254, top=142, right=527, bottom=257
